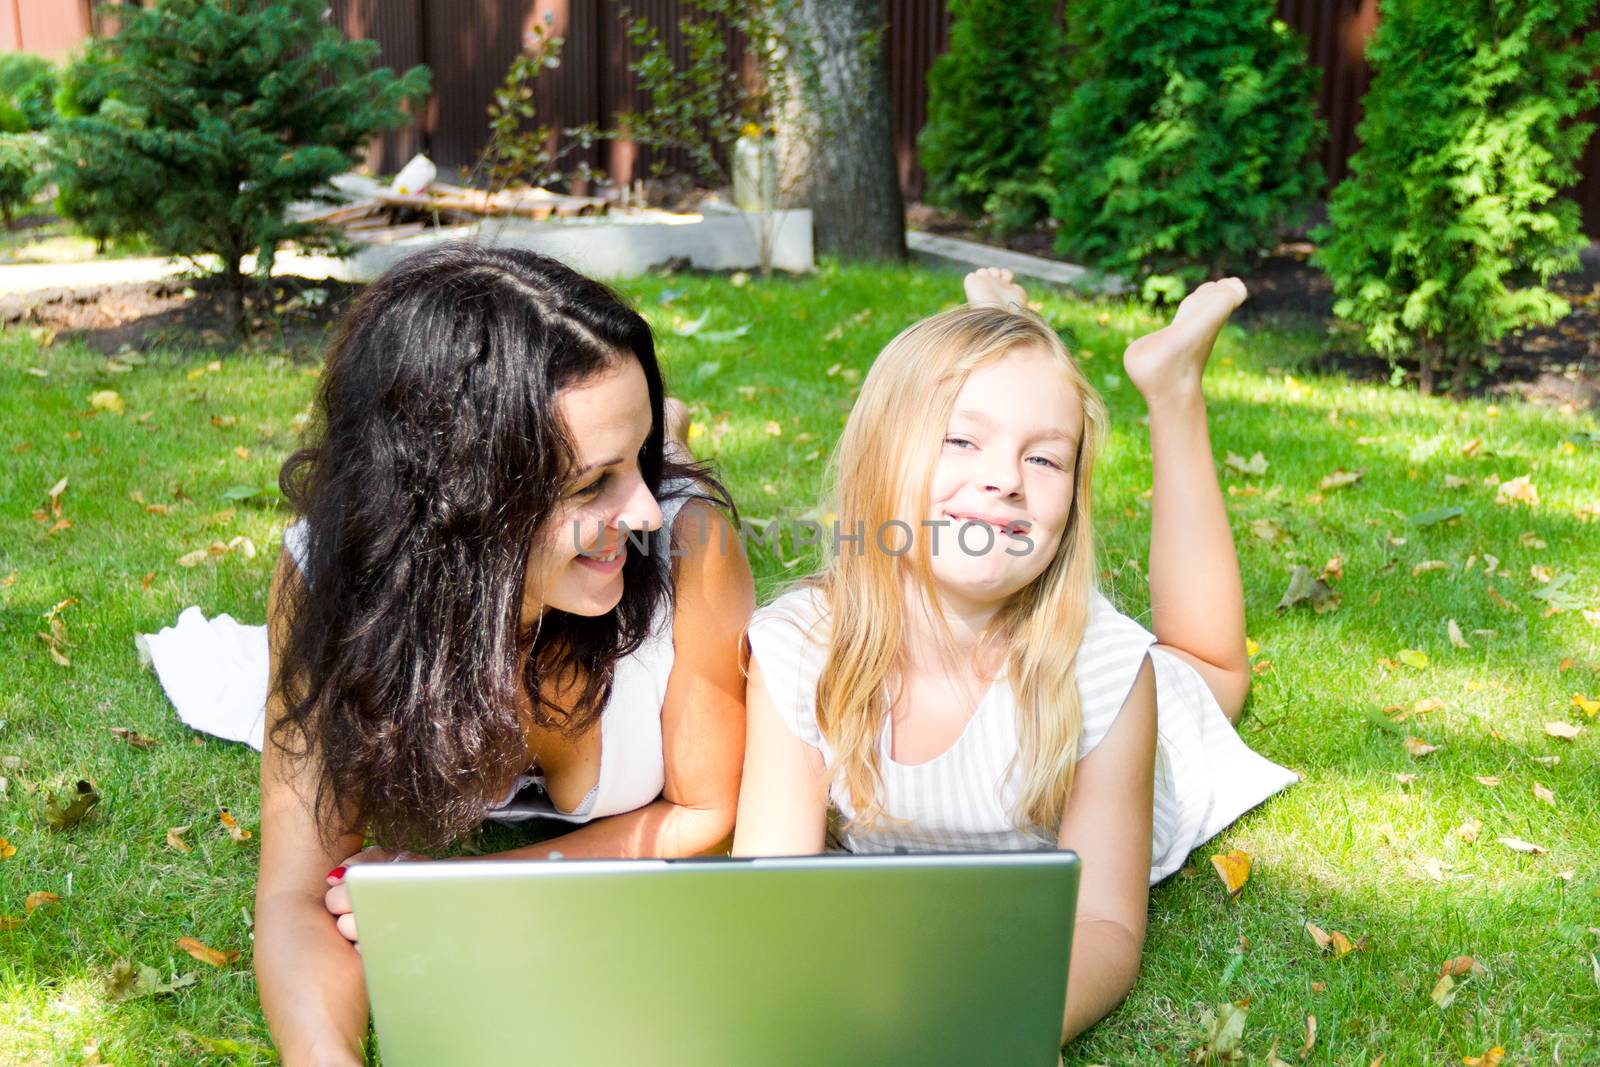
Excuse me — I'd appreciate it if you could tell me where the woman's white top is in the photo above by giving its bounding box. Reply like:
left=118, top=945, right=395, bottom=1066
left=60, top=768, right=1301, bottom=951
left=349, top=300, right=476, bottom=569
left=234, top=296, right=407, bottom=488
left=746, top=586, right=1298, bottom=884
left=144, top=481, right=699, bottom=828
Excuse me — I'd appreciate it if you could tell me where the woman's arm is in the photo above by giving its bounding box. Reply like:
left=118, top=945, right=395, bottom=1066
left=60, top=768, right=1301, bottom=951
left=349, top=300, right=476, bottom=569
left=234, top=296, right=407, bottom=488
left=1056, top=655, right=1157, bottom=1044
left=254, top=551, right=370, bottom=1067
left=731, top=654, right=829, bottom=856
left=476, top=500, right=755, bottom=860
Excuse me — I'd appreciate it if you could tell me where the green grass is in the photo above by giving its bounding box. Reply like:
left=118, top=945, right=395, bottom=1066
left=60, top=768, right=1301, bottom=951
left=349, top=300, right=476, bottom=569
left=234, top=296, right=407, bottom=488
left=1, top=262, right=1597, bottom=1064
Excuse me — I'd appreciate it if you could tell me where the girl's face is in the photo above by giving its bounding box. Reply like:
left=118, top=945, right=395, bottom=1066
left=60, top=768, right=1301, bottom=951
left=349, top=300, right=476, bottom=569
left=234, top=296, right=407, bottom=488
left=522, top=358, right=662, bottom=624
left=922, top=346, right=1083, bottom=609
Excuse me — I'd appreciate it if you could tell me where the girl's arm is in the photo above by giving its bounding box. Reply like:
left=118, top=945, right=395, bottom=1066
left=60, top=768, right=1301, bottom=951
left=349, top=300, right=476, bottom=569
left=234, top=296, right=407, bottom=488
left=254, top=552, right=370, bottom=1067
left=1056, top=656, right=1157, bottom=1044
left=730, top=654, right=829, bottom=856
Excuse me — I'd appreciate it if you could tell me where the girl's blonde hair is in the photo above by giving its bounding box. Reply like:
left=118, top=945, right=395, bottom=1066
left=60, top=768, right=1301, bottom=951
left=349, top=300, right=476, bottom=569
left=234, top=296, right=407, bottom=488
left=814, top=304, right=1108, bottom=837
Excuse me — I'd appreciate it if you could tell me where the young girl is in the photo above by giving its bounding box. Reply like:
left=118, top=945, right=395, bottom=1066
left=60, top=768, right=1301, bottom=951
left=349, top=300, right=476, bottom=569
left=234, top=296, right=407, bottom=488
left=732, top=270, right=1297, bottom=1043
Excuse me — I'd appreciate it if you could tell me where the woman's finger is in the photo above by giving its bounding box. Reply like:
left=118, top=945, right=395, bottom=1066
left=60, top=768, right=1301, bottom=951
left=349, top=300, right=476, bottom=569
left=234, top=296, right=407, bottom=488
left=324, top=881, right=353, bottom=916
left=335, top=910, right=358, bottom=944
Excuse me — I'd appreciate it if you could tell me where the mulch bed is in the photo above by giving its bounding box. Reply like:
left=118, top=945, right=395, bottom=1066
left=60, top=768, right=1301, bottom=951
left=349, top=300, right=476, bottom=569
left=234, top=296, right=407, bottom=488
left=908, top=202, right=1600, bottom=411
left=1, top=274, right=364, bottom=360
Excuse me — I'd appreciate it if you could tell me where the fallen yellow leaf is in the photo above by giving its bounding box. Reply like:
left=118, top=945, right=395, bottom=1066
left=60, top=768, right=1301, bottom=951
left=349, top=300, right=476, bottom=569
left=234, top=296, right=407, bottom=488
left=1456, top=818, right=1483, bottom=843
left=1573, top=694, right=1600, bottom=717
left=89, top=390, right=124, bottom=415
left=1412, top=698, right=1446, bottom=715
left=219, top=808, right=252, bottom=844
left=1533, top=783, right=1555, bottom=806
left=166, top=826, right=192, bottom=853
left=1430, top=973, right=1456, bottom=1009
left=24, top=891, right=60, bottom=915
left=1464, top=1048, right=1505, bottom=1067
left=175, top=936, right=239, bottom=967
left=0, top=838, right=14, bottom=861
left=1412, top=560, right=1449, bottom=576
left=1209, top=850, right=1251, bottom=899
left=1545, top=721, right=1583, bottom=740
left=1474, top=776, right=1501, bottom=787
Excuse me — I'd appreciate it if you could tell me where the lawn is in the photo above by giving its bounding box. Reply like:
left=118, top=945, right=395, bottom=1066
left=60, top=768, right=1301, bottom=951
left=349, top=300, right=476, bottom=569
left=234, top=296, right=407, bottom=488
left=1, top=262, right=1597, bottom=1065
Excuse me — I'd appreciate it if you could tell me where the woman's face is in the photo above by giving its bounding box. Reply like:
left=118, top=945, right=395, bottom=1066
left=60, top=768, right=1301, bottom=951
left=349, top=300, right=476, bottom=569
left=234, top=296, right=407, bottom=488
left=921, top=345, right=1083, bottom=609
left=522, top=358, right=662, bottom=623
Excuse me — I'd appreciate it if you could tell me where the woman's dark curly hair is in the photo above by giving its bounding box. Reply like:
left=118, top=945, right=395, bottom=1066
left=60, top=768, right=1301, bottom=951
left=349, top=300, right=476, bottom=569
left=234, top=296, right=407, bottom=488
left=273, top=242, right=725, bottom=852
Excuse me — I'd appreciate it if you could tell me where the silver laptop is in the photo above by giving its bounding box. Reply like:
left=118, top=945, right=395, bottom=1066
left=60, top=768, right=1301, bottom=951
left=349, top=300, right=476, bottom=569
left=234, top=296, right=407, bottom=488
left=345, top=851, right=1079, bottom=1066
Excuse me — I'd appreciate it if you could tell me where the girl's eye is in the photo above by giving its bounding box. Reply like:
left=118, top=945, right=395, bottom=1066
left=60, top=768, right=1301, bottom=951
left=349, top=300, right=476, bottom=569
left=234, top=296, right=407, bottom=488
left=1027, top=456, right=1063, bottom=470
left=943, top=436, right=974, bottom=449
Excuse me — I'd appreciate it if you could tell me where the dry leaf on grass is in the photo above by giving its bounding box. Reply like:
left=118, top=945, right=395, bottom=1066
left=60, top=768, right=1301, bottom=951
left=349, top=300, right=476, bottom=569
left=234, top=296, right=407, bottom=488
left=1474, top=776, right=1501, bottom=787
left=1411, top=560, right=1450, bottom=576
left=89, top=390, right=124, bottom=415
left=166, top=826, right=193, bottom=853
left=1319, top=469, right=1364, bottom=490
left=44, top=780, right=100, bottom=830
left=1305, top=922, right=1366, bottom=957
left=1545, top=721, right=1583, bottom=740
left=1404, top=736, right=1441, bottom=758
left=1277, top=566, right=1339, bottom=613
left=1209, top=850, right=1250, bottom=899
left=24, top=891, right=60, bottom=915
left=219, top=808, right=252, bottom=844
left=0, top=838, right=14, bottom=861
left=1224, top=451, right=1269, bottom=477
left=1440, top=955, right=1487, bottom=978
left=1430, top=973, right=1457, bottom=1009
left=1456, top=819, right=1483, bottom=843
left=1533, top=783, right=1556, bottom=805
left=1397, top=649, right=1430, bottom=669
left=1447, top=619, right=1469, bottom=648
left=105, top=959, right=197, bottom=1001
left=1464, top=1049, right=1505, bottom=1067
left=1498, top=836, right=1546, bottom=855
left=1495, top=476, right=1538, bottom=507
left=1191, top=1000, right=1249, bottom=1063
left=109, top=727, right=159, bottom=749
left=176, top=936, right=240, bottom=967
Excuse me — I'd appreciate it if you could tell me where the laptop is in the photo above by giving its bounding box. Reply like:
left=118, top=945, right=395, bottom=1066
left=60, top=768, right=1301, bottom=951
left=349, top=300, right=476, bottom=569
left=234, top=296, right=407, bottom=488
left=345, top=851, right=1079, bottom=1066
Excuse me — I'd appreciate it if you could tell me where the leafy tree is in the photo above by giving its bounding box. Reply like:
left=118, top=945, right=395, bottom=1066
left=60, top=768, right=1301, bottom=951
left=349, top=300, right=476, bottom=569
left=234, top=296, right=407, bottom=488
left=49, top=0, right=429, bottom=331
left=0, top=133, right=44, bottom=228
left=1314, top=0, right=1599, bottom=394
left=0, top=54, right=56, bottom=131
left=918, top=0, right=1065, bottom=227
left=1046, top=0, right=1323, bottom=296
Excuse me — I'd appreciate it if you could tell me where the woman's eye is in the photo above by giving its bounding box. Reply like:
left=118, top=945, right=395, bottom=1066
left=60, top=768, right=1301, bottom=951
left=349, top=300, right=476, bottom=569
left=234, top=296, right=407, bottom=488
left=572, top=472, right=609, bottom=499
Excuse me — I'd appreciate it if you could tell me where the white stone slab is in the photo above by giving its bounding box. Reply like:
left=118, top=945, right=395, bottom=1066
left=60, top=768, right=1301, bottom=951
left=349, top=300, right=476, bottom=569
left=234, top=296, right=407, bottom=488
left=906, top=230, right=1126, bottom=295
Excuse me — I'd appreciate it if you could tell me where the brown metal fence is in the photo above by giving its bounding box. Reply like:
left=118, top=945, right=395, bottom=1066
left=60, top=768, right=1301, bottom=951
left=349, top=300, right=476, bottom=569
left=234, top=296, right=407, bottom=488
left=8, top=0, right=1600, bottom=233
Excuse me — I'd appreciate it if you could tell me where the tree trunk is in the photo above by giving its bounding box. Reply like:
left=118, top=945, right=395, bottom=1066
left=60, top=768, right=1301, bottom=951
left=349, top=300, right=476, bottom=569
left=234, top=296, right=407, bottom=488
left=1417, top=341, right=1437, bottom=396
left=223, top=249, right=247, bottom=339
left=780, top=0, right=905, bottom=262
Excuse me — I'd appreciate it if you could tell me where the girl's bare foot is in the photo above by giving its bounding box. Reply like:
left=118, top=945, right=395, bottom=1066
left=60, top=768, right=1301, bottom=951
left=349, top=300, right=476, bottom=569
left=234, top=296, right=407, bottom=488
left=963, top=267, right=1029, bottom=311
left=1122, top=278, right=1248, bottom=406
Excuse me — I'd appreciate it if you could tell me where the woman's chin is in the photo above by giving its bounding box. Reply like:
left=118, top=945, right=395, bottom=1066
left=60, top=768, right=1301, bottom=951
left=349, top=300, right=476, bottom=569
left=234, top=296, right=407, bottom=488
left=546, top=559, right=627, bottom=616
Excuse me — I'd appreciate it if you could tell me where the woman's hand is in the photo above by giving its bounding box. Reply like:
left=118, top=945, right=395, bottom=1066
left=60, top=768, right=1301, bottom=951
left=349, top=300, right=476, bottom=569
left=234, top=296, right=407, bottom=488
left=322, top=845, right=431, bottom=945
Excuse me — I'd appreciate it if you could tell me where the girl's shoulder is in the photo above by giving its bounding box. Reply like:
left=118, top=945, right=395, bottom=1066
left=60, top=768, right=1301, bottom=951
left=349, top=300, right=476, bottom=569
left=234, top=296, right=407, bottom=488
left=1075, top=591, right=1158, bottom=758
left=745, top=584, right=832, bottom=750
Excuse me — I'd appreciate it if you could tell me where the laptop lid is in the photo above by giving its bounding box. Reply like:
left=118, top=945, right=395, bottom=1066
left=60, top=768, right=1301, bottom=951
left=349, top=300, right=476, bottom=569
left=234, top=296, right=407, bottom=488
left=346, top=851, right=1079, bottom=1067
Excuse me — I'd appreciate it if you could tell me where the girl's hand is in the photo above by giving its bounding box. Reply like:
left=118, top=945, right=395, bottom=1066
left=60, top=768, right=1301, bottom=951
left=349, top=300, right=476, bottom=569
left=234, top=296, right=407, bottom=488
left=322, top=846, right=430, bottom=945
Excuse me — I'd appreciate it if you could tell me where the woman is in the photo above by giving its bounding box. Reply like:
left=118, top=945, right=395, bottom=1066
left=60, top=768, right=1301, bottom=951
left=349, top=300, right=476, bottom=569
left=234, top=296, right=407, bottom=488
left=254, top=243, right=754, bottom=1066
left=733, top=271, right=1296, bottom=1044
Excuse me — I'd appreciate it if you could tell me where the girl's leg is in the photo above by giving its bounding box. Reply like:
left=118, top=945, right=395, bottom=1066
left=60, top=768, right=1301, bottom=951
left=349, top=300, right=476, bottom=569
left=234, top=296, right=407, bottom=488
left=1121, top=280, right=1251, bottom=723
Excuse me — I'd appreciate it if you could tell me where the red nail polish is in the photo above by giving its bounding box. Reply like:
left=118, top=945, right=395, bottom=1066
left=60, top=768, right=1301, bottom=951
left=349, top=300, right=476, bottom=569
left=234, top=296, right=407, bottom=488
left=327, top=865, right=347, bottom=881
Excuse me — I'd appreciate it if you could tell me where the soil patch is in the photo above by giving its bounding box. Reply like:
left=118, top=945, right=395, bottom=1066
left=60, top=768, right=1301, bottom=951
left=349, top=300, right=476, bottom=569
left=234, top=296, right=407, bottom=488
left=1, top=275, right=364, bottom=360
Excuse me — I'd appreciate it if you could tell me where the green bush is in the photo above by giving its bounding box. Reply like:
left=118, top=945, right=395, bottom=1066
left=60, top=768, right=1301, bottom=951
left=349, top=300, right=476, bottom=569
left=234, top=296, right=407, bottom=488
left=0, top=132, right=44, bottom=227
left=1314, top=0, right=1599, bottom=394
left=918, top=0, right=1065, bottom=222
left=1045, top=0, right=1323, bottom=292
left=48, top=0, right=428, bottom=329
left=0, top=53, right=56, bottom=130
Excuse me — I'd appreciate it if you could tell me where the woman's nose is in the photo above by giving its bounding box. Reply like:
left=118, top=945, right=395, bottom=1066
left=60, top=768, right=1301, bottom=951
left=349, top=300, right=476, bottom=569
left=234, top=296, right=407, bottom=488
left=614, top=473, right=663, bottom=536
